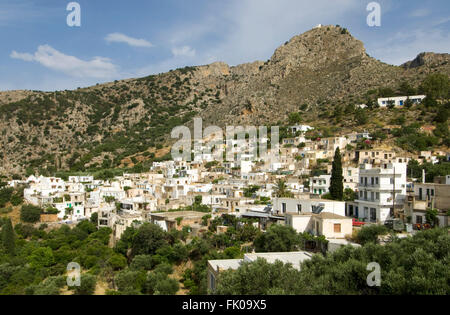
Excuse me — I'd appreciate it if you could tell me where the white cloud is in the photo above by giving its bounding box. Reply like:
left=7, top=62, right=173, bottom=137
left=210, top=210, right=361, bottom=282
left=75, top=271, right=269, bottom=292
left=10, top=45, right=119, bottom=79
left=172, top=46, right=196, bottom=58
left=10, top=51, right=34, bottom=62
left=105, top=33, right=153, bottom=48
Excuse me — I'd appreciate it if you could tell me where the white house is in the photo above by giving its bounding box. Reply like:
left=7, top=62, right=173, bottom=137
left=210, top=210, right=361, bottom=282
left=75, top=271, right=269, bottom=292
left=289, top=125, right=314, bottom=135
left=273, top=197, right=346, bottom=217
left=377, top=95, right=426, bottom=107
left=309, top=175, right=331, bottom=195
left=355, top=163, right=407, bottom=223
left=285, top=212, right=353, bottom=239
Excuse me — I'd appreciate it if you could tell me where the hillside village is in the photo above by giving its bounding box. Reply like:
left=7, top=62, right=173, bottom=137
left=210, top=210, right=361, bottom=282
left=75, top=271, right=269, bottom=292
left=1, top=92, right=448, bottom=294
left=0, top=22, right=448, bottom=296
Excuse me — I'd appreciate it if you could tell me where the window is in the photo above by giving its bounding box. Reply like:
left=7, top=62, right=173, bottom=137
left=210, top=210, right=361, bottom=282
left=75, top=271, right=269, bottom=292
left=370, top=208, right=377, bottom=222
left=297, top=204, right=302, bottom=213
left=416, top=216, right=423, bottom=224
left=282, top=203, right=287, bottom=213
left=334, top=224, right=341, bottom=233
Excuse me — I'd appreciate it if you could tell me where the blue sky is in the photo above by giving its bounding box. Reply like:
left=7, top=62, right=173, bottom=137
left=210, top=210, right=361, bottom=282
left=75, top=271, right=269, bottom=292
left=0, top=0, right=449, bottom=91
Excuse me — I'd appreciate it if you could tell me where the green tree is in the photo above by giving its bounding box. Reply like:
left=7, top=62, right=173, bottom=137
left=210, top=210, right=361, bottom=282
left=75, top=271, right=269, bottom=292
left=115, top=269, right=147, bottom=293
left=288, top=112, right=302, bottom=125
left=398, top=81, right=417, bottom=96
left=419, top=73, right=450, bottom=99
left=154, top=277, right=179, bottom=295
left=10, top=193, right=23, bottom=206
left=20, top=204, right=42, bottom=223
left=146, top=270, right=179, bottom=295
left=215, top=258, right=303, bottom=295
left=407, top=159, right=422, bottom=179
left=354, top=108, right=368, bottom=125
left=130, top=255, right=153, bottom=271
left=29, top=276, right=65, bottom=295
left=107, top=253, right=127, bottom=271
left=72, top=274, right=97, bottom=295
left=274, top=180, right=293, bottom=198
left=356, top=225, right=388, bottom=245
left=217, top=228, right=450, bottom=295
left=254, top=224, right=299, bottom=253
left=343, top=188, right=357, bottom=202
left=329, top=148, right=344, bottom=201
left=1, top=218, right=15, bottom=255
left=131, top=223, right=168, bottom=257
left=90, top=212, right=98, bottom=226
left=425, top=208, right=439, bottom=227
left=28, top=247, right=55, bottom=269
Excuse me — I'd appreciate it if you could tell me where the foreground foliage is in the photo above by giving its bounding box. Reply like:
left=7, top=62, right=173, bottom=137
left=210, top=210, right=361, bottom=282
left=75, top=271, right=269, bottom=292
left=216, top=228, right=450, bottom=295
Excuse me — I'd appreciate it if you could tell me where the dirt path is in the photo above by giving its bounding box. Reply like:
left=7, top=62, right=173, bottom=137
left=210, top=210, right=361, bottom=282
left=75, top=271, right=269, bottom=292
left=171, top=261, right=193, bottom=295
left=94, top=280, right=110, bottom=295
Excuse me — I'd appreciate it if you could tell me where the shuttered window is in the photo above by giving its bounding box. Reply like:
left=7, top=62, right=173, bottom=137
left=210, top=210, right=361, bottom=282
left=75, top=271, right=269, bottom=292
left=334, top=224, right=341, bottom=233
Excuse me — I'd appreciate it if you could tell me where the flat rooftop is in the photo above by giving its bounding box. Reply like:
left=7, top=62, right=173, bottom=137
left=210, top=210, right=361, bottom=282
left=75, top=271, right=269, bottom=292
left=208, top=259, right=243, bottom=272
left=287, top=212, right=349, bottom=220
left=244, top=252, right=312, bottom=270
left=150, top=211, right=207, bottom=220
left=208, top=251, right=313, bottom=272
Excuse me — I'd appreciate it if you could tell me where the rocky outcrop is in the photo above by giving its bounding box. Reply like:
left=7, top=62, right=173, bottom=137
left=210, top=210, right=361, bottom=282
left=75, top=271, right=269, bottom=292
left=0, top=25, right=449, bottom=175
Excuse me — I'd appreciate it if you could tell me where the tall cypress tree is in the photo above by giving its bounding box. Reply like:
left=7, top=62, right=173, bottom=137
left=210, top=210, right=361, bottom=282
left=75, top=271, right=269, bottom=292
left=1, top=218, right=15, bottom=255
left=329, top=148, right=344, bottom=201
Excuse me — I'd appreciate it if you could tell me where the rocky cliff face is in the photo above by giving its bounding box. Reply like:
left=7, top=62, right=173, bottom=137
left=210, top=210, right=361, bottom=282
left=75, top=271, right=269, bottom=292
left=0, top=25, right=449, bottom=175
left=402, top=52, right=450, bottom=69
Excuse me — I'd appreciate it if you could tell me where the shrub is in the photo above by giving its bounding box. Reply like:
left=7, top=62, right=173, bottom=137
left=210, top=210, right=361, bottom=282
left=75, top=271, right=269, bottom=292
left=71, top=274, right=97, bottom=295
left=20, top=204, right=42, bottom=223
left=356, top=225, right=389, bottom=245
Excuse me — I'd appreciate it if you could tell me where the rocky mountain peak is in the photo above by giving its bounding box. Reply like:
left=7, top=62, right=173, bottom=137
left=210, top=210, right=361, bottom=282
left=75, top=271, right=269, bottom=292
left=269, top=25, right=367, bottom=70
left=402, top=52, right=450, bottom=69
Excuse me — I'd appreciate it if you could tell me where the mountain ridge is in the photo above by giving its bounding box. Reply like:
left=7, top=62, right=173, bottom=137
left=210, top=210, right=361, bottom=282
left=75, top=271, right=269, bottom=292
left=0, top=25, right=448, bottom=176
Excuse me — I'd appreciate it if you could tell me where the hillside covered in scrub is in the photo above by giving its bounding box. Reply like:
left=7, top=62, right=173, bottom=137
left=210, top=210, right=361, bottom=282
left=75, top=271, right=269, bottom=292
left=0, top=25, right=448, bottom=177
